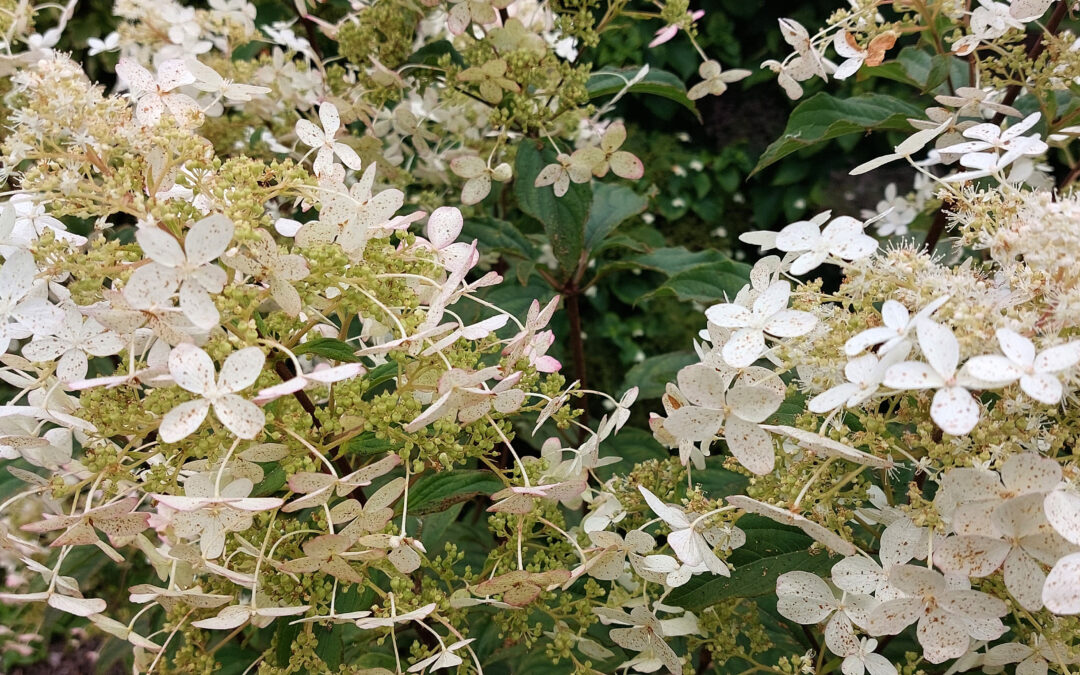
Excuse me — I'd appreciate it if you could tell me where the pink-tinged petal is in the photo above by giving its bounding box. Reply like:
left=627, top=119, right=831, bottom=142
left=425, top=206, right=464, bottom=250
left=159, top=399, right=210, bottom=443
left=609, top=151, right=644, bottom=180
left=930, top=386, right=980, bottom=435
left=664, top=406, right=725, bottom=442
left=1022, top=371, right=1064, bottom=404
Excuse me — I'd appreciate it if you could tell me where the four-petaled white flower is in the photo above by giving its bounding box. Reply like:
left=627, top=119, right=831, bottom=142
left=22, top=306, right=125, bottom=382
left=115, top=58, right=200, bottom=127
left=224, top=228, right=309, bottom=317
left=0, top=251, right=63, bottom=354
left=964, top=328, right=1080, bottom=404
left=775, top=212, right=878, bottom=274
left=295, top=102, right=363, bottom=177
left=595, top=606, right=684, bottom=675
left=845, top=296, right=949, bottom=356
left=775, top=571, right=877, bottom=658
left=664, top=363, right=785, bottom=474
left=705, top=280, right=817, bottom=367
left=883, top=319, right=982, bottom=435
left=808, top=346, right=910, bottom=413
left=868, top=565, right=1008, bottom=664
left=939, top=112, right=1048, bottom=180
left=687, top=60, right=751, bottom=100
left=159, top=344, right=266, bottom=442
left=1043, top=488, right=1080, bottom=614
left=639, top=485, right=727, bottom=575
left=407, top=638, right=475, bottom=673
left=125, top=214, right=234, bottom=329
left=184, top=57, right=270, bottom=103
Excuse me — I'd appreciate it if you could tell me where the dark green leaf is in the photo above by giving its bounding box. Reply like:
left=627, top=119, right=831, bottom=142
left=252, top=465, right=286, bottom=497
left=408, top=40, right=465, bottom=67
left=462, top=217, right=537, bottom=259
left=641, top=258, right=751, bottom=304
left=584, top=183, right=649, bottom=252
left=666, top=521, right=839, bottom=609
left=342, top=432, right=396, bottom=456
left=515, top=140, right=592, bottom=275
left=587, top=67, right=700, bottom=119
left=404, top=470, right=504, bottom=516
left=595, top=427, right=668, bottom=480
left=753, top=93, right=926, bottom=174
left=293, top=338, right=360, bottom=363
left=623, top=351, right=698, bottom=400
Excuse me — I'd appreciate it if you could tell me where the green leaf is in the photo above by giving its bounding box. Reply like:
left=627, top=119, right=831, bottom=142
left=587, top=67, right=700, bottom=120
left=342, top=432, right=396, bottom=456
left=631, top=247, right=735, bottom=275
left=461, top=217, right=537, bottom=259
left=408, top=39, right=465, bottom=67
left=622, top=351, right=698, bottom=400
left=753, top=92, right=926, bottom=174
left=869, top=47, right=961, bottom=93
left=666, top=520, right=839, bottom=610
left=595, top=427, right=668, bottom=480
left=584, top=183, right=649, bottom=253
left=642, top=258, right=751, bottom=304
left=362, top=362, right=399, bottom=390
left=293, top=337, right=360, bottom=363
left=514, top=140, right=592, bottom=274
left=252, top=465, right=286, bottom=497
left=404, top=470, right=504, bottom=516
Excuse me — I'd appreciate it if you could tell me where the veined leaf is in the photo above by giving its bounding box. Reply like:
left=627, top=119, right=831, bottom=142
left=293, top=338, right=361, bottom=363
left=515, top=140, right=592, bottom=275
left=584, top=183, right=649, bottom=253
left=753, top=92, right=926, bottom=174
left=404, top=470, right=504, bottom=516
left=588, top=67, right=700, bottom=119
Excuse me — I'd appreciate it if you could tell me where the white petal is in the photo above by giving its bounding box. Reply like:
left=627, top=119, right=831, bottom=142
left=1020, top=372, right=1063, bottom=404
left=185, top=214, right=234, bottom=266
left=996, top=328, right=1035, bottom=367
left=763, top=309, right=817, bottom=337
left=722, top=328, right=766, bottom=368
left=916, top=319, right=958, bottom=378
left=213, top=394, right=265, bottom=439
left=882, top=362, right=944, bottom=390
left=705, top=303, right=752, bottom=328
left=159, top=399, right=210, bottom=443
left=1043, top=552, right=1080, bottom=614
left=168, top=344, right=216, bottom=394
left=1044, top=490, right=1080, bottom=546
left=930, top=386, right=980, bottom=435
left=136, top=228, right=186, bottom=267
left=962, top=355, right=1023, bottom=386
left=724, top=417, right=775, bottom=475
left=1034, top=342, right=1080, bottom=373
left=218, top=347, right=265, bottom=393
